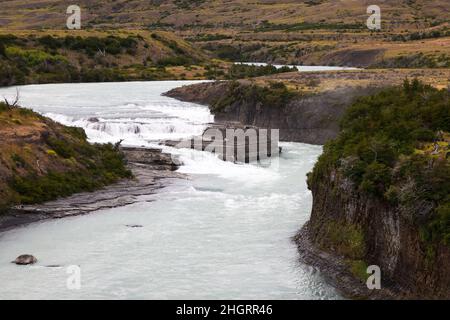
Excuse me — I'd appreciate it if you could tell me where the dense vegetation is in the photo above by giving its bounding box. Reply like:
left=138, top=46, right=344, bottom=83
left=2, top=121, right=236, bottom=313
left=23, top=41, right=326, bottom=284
left=211, top=81, right=299, bottom=112
left=0, top=104, right=131, bottom=212
left=0, top=34, right=141, bottom=86
left=226, top=64, right=297, bottom=79
left=309, top=80, right=450, bottom=246
left=0, top=33, right=208, bottom=86
left=373, top=53, right=450, bottom=68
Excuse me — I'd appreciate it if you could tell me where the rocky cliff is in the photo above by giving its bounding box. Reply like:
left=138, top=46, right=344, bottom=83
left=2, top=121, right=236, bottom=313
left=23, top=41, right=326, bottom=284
left=165, top=80, right=379, bottom=144
left=303, top=167, right=450, bottom=299
left=167, top=78, right=450, bottom=299
left=300, top=82, right=450, bottom=299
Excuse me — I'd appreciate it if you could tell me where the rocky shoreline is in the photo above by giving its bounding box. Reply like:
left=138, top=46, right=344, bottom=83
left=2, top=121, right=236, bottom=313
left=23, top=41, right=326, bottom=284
left=164, top=79, right=378, bottom=144
left=0, top=147, right=184, bottom=233
left=165, top=82, right=450, bottom=300
left=294, top=224, right=399, bottom=300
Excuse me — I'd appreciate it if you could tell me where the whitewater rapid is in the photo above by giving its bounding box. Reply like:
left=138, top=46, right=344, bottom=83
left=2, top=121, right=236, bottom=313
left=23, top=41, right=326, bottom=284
left=0, top=81, right=340, bottom=299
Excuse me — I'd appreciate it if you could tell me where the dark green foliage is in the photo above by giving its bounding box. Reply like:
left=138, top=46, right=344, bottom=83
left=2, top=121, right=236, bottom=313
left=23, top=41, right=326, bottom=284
left=156, top=56, right=191, bottom=67
left=11, top=154, right=26, bottom=168
left=373, top=53, right=450, bottom=68
left=64, top=126, right=88, bottom=140
left=227, top=64, right=297, bottom=79
left=46, top=136, right=76, bottom=159
left=0, top=102, right=8, bottom=112
left=206, top=44, right=242, bottom=61
left=359, top=162, right=392, bottom=196
left=39, top=35, right=139, bottom=56
left=310, top=80, right=450, bottom=245
left=211, top=81, right=298, bottom=112
left=0, top=34, right=142, bottom=86
left=423, top=203, right=450, bottom=245
left=10, top=142, right=131, bottom=205
left=79, top=67, right=125, bottom=83
left=255, top=21, right=364, bottom=32
left=150, top=33, right=188, bottom=56
left=391, top=30, right=450, bottom=42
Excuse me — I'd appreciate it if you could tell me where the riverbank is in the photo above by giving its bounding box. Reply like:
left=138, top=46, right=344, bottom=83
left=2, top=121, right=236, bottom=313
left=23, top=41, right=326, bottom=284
left=0, top=147, right=184, bottom=233
left=164, top=69, right=450, bottom=144
left=166, top=78, right=450, bottom=299
left=294, top=223, right=398, bottom=299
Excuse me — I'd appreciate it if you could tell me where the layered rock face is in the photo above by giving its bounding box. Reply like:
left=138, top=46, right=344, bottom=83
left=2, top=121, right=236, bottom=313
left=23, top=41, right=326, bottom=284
left=167, top=80, right=450, bottom=299
left=165, top=81, right=378, bottom=144
left=307, top=168, right=450, bottom=299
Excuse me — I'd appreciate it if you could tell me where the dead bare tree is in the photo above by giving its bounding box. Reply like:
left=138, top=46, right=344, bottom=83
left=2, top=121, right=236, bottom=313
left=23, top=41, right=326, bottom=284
left=3, top=88, right=20, bottom=109
left=114, top=139, right=125, bottom=150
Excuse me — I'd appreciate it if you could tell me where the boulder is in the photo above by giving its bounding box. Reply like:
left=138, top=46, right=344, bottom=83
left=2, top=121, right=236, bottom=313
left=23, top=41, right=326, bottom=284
left=13, top=254, right=37, bottom=265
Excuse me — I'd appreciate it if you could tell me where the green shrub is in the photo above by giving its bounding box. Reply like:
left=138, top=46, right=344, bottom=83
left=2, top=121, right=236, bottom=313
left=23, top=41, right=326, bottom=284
left=226, top=64, right=296, bottom=79
left=11, top=153, right=26, bottom=168
left=320, top=221, right=366, bottom=260
left=211, top=81, right=298, bottom=112
left=310, top=79, right=450, bottom=245
left=156, top=56, right=191, bottom=67
left=0, top=102, right=8, bottom=112
left=46, top=136, right=75, bottom=159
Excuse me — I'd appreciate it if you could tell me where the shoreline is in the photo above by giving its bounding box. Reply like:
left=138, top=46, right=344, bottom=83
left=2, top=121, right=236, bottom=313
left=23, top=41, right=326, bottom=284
left=0, top=147, right=185, bottom=234
left=294, top=223, right=405, bottom=300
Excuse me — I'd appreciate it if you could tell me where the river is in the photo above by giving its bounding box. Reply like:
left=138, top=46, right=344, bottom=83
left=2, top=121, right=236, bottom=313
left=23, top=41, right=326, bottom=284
left=0, top=81, right=341, bottom=299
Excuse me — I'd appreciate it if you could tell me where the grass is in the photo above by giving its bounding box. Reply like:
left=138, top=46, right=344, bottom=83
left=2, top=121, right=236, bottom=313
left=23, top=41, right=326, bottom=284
left=319, top=221, right=366, bottom=260
left=2, top=2, right=450, bottom=68
left=0, top=31, right=219, bottom=86
left=0, top=104, right=132, bottom=209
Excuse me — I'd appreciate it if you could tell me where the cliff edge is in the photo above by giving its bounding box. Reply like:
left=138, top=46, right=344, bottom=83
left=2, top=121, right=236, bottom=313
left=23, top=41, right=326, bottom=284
left=299, top=81, right=450, bottom=299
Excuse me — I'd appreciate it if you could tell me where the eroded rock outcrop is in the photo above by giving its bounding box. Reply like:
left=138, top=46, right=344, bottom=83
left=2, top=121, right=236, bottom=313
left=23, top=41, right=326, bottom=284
left=296, top=83, right=450, bottom=299
left=165, top=80, right=379, bottom=144
left=298, top=168, right=450, bottom=299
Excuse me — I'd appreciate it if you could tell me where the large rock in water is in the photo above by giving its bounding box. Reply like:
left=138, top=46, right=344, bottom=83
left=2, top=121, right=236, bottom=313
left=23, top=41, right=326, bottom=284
left=13, top=254, right=37, bottom=265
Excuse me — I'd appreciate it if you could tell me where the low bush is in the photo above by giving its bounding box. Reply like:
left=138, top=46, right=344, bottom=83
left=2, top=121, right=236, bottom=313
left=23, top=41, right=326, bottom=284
left=211, top=81, right=298, bottom=112
left=310, top=79, right=450, bottom=245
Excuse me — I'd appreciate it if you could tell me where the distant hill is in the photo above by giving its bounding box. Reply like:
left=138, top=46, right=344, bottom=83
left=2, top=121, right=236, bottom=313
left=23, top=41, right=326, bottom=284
left=0, top=30, right=221, bottom=86
left=1, top=0, right=448, bottom=31
left=1, top=0, right=448, bottom=67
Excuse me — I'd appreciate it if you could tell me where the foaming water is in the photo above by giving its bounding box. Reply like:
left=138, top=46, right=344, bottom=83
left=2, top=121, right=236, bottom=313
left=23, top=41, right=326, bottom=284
left=0, top=81, right=340, bottom=299
left=1, top=81, right=213, bottom=145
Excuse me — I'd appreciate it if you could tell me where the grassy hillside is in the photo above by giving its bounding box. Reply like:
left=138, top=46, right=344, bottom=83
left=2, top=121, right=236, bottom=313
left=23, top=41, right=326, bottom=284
left=1, top=0, right=449, bottom=67
left=0, top=30, right=227, bottom=86
left=227, top=68, right=450, bottom=97
left=1, top=0, right=448, bottom=31
left=0, top=102, right=132, bottom=212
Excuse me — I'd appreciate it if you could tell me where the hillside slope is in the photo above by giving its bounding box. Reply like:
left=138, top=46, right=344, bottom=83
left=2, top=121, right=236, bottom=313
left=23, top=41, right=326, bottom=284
left=0, top=30, right=218, bottom=86
left=1, top=1, right=449, bottom=68
left=1, top=0, right=448, bottom=30
left=0, top=102, right=131, bottom=212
